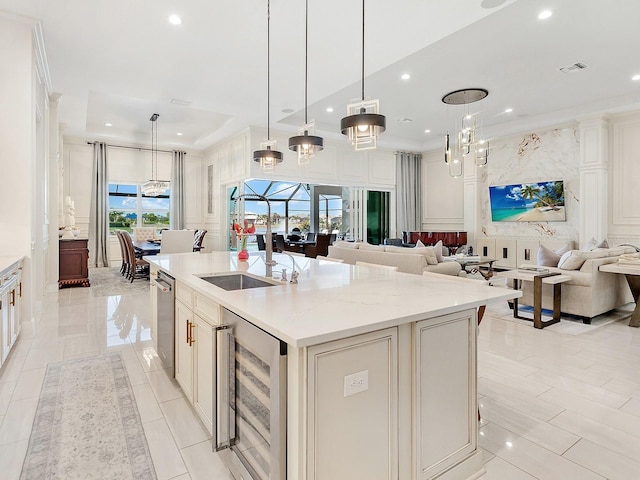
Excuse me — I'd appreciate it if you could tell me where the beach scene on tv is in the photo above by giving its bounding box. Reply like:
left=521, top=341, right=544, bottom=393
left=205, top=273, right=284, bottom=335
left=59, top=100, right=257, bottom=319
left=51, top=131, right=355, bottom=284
left=489, top=180, right=566, bottom=222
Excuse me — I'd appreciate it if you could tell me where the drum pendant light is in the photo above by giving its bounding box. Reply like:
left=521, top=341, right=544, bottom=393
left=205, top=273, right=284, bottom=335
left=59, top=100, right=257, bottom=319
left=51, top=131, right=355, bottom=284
left=340, top=0, right=386, bottom=150
left=288, top=0, right=323, bottom=164
left=253, top=0, right=283, bottom=171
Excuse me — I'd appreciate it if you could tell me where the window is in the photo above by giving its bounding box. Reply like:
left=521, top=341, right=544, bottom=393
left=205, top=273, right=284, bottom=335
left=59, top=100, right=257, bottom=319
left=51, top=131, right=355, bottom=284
left=319, top=194, right=342, bottom=233
left=108, top=183, right=170, bottom=234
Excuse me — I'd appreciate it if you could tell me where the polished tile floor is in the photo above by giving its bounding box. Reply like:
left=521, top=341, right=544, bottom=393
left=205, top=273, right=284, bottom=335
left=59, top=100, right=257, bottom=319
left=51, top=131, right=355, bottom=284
left=0, top=284, right=638, bottom=479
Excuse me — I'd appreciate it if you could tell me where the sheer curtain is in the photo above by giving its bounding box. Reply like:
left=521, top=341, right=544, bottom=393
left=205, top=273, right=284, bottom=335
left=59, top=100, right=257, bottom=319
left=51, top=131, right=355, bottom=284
left=89, top=142, right=109, bottom=267
left=170, top=150, right=186, bottom=230
left=395, top=151, right=422, bottom=235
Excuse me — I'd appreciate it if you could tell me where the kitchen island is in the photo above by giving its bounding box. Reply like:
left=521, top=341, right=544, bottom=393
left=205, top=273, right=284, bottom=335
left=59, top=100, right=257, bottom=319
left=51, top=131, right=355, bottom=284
left=146, top=251, right=519, bottom=480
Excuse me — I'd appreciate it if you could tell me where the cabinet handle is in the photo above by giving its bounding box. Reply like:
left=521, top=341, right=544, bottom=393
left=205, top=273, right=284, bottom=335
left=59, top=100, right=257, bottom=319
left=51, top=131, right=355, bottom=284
left=186, top=319, right=191, bottom=344
left=10, top=290, right=15, bottom=307
left=189, top=322, right=195, bottom=346
left=18, top=282, right=22, bottom=297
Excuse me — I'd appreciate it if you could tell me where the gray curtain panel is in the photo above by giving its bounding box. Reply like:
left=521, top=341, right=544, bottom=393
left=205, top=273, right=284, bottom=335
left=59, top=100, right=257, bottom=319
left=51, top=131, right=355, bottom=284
left=171, top=150, right=186, bottom=230
left=395, top=151, right=422, bottom=233
left=89, top=142, right=109, bottom=267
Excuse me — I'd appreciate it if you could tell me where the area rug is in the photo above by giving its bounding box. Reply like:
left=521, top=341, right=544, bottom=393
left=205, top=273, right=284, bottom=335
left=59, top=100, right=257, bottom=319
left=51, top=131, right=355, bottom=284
left=90, top=267, right=150, bottom=297
left=20, top=353, right=157, bottom=480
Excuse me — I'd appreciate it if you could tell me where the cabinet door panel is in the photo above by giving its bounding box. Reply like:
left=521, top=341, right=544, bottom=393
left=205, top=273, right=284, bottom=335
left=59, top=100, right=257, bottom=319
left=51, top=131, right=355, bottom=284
left=415, top=310, right=476, bottom=479
left=194, top=315, right=214, bottom=434
left=175, top=301, right=194, bottom=401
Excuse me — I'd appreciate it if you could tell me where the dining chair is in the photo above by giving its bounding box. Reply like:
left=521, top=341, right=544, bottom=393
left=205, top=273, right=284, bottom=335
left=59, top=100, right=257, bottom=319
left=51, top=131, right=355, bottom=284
left=116, top=231, right=128, bottom=276
left=256, top=234, right=266, bottom=251
left=356, top=261, right=399, bottom=272
left=303, top=233, right=331, bottom=258
left=275, top=234, right=286, bottom=253
left=122, top=231, right=150, bottom=282
left=305, top=232, right=316, bottom=242
left=133, top=227, right=156, bottom=243
left=160, top=230, right=196, bottom=254
left=193, top=229, right=207, bottom=252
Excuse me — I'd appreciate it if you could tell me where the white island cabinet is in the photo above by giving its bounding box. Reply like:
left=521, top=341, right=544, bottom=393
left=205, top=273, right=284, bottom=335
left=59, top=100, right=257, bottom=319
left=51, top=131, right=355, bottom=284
left=0, top=257, right=24, bottom=369
left=146, top=252, right=519, bottom=480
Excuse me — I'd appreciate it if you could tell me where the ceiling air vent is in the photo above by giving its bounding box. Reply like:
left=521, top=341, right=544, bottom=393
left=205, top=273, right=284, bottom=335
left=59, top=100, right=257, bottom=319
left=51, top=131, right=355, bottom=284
left=560, top=62, right=589, bottom=74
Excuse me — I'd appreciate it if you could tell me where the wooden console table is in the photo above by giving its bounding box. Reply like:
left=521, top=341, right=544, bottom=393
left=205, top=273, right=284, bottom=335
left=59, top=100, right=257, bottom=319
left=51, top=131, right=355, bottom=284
left=599, top=263, right=640, bottom=327
left=59, top=238, right=90, bottom=288
left=503, top=270, right=571, bottom=329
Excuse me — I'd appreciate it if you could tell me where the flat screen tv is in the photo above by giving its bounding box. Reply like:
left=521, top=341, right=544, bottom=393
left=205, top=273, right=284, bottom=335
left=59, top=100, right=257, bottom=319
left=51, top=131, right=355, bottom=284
left=489, top=180, right=566, bottom=222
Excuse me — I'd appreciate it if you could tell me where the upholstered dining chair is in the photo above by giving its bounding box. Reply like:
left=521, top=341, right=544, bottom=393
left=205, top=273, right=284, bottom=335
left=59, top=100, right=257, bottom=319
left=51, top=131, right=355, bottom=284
left=121, top=231, right=149, bottom=282
left=116, top=231, right=128, bottom=276
left=256, top=234, right=266, bottom=251
left=160, top=230, right=195, bottom=254
left=305, top=232, right=316, bottom=242
left=133, top=227, right=156, bottom=243
left=274, top=234, right=286, bottom=253
left=193, top=229, right=207, bottom=252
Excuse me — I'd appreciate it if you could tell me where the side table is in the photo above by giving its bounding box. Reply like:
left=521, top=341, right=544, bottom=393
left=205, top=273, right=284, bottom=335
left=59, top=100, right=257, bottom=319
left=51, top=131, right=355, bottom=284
left=503, top=270, right=572, bottom=329
left=599, top=263, right=640, bottom=327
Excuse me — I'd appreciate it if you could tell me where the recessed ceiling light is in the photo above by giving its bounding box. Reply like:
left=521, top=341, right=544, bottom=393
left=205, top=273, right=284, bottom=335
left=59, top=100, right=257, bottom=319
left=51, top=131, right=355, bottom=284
left=168, top=14, right=183, bottom=25
left=538, top=10, right=552, bottom=20
left=281, top=108, right=294, bottom=114
left=504, top=108, right=513, bottom=113
left=632, top=74, right=640, bottom=81
left=326, top=107, right=334, bottom=113
left=424, top=129, right=431, bottom=134
left=177, top=132, right=183, bottom=136
left=401, top=73, right=411, bottom=80
left=105, top=123, right=112, bottom=127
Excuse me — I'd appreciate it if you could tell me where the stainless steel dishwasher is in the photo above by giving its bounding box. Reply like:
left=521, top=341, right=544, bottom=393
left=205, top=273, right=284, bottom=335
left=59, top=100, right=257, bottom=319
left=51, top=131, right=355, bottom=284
left=153, top=270, right=175, bottom=376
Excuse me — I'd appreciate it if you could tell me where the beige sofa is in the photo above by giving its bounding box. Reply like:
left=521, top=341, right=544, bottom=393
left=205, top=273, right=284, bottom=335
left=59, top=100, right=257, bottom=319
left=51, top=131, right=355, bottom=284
left=519, top=246, right=635, bottom=322
left=327, top=242, right=462, bottom=276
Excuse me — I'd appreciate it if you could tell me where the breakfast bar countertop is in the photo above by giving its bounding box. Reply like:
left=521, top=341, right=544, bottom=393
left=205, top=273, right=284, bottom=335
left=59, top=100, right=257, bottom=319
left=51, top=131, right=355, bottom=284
left=146, top=251, right=520, bottom=347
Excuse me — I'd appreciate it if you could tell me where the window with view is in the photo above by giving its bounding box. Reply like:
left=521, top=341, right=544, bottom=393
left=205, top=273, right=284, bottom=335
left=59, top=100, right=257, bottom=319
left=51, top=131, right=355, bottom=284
left=108, top=183, right=170, bottom=235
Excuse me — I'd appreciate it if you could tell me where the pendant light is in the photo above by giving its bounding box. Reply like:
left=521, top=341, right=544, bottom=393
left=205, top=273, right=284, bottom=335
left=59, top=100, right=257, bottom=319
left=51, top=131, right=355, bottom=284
left=253, top=0, right=283, bottom=172
left=288, top=0, right=323, bottom=164
left=441, top=88, right=490, bottom=177
left=340, top=0, right=386, bottom=151
left=142, top=113, right=170, bottom=196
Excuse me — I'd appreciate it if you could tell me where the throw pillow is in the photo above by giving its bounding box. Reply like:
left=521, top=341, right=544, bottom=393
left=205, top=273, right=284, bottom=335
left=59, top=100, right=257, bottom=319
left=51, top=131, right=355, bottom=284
left=413, top=246, right=439, bottom=265
left=537, top=244, right=561, bottom=267
left=433, top=240, right=445, bottom=263
left=333, top=240, right=359, bottom=249
left=595, top=239, right=609, bottom=249
left=581, top=237, right=597, bottom=251
left=359, top=243, right=385, bottom=251
left=558, top=250, right=586, bottom=270
left=416, top=239, right=426, bottom=248
left=555, top=242, right=572, bottom=256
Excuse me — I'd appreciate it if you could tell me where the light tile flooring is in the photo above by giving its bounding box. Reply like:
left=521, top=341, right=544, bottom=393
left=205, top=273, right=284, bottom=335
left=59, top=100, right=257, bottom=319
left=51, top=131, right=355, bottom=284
left=0, top=285, right=639, bottom=479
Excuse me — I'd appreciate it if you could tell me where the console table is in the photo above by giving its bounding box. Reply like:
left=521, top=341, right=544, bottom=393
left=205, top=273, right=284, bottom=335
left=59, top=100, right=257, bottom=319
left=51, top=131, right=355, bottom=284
left=59, top=238, right=90, bottom=288
left=599, top=263, right=640, bottom=327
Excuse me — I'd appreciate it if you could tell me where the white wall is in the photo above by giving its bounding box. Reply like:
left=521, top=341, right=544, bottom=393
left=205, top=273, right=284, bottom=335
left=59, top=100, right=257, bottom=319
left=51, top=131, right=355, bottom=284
left=62, top=137, right=204, bottom=264
left=421, top=151, right=464, bottom=231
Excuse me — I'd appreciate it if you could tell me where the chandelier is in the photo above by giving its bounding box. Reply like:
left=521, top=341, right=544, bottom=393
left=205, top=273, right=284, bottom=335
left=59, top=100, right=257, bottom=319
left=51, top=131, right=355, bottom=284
left=142, top=113, right=170, bottom=196
left=442, top=88, right=490, bottom=177
left=340, top=0, right=386, bottom=150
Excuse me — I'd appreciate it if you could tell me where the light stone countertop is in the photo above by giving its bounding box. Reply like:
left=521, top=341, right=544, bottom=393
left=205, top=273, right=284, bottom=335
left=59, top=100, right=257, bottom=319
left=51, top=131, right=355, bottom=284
left=0, top=256, right=24, bottom=276
left=146, top=251, right=520, bottom=347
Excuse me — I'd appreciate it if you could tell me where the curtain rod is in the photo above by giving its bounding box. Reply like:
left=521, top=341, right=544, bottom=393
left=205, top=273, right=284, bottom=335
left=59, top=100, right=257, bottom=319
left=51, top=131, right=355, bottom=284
left=86, top=141, right=185, bottom=155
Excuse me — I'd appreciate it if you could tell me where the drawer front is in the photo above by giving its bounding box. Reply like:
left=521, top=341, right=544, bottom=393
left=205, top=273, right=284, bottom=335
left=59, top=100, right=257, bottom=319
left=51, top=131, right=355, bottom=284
left=193, top=293, right=219, bottom=325
left=175, top=282, right=193, bottom=308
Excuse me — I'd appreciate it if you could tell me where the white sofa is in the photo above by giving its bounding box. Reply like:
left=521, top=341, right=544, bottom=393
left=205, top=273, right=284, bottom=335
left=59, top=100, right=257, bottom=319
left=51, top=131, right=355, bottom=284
left=327, top=242, right=462, bottom=276
left=519, top=245, right=635, bottom=321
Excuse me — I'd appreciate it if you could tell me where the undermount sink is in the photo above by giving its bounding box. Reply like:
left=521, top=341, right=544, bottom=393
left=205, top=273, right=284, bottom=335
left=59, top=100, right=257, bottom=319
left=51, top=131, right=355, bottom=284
left=197, top=273, right=278, bottom=291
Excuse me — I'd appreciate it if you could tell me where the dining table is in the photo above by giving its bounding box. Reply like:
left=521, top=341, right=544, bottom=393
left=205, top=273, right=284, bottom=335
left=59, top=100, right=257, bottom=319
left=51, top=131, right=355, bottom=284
left=133, top=241, right=161, bottom=256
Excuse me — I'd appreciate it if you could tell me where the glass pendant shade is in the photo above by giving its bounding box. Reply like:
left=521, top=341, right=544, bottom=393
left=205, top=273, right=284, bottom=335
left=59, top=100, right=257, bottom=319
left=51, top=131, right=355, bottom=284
left=474, top=140, right=489, bottom=166
left=254, top=140, right=283, bottom=172
left=289, top=122, right=323, bottom=165
left=444, top=133, right=452, bottom=164
left=448, top=156, right=463, bottom=178
left=142, top=180, right=170, bottom=196
left=341, top=99, right=386, bottom=151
